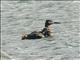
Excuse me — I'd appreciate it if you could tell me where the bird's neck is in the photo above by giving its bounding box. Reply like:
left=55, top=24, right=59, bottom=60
left=45, top=25, right=51, bottom=28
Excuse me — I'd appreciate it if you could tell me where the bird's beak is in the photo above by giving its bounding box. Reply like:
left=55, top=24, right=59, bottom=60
left=54, top=22, right=61, bottom=24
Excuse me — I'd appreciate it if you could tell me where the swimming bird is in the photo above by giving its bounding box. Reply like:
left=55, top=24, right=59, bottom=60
left=21, top=20, right=53, bottom=40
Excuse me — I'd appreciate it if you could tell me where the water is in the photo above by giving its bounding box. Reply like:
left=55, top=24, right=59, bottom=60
left=1, top=1, right=80, bottom=60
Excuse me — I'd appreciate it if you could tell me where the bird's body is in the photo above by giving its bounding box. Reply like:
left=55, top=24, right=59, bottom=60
left=21, top=20, right=53, bottom=40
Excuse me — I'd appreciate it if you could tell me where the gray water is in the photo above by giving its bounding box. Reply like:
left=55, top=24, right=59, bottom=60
left=1, top=1, right=80, bottom=60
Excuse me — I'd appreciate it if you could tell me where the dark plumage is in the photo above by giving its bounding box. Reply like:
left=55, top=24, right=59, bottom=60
left=21, top=20, right=53, bottom=40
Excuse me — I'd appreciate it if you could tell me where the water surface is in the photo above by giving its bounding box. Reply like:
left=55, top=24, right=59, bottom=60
left=1, top=1, right=80, bottom=60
